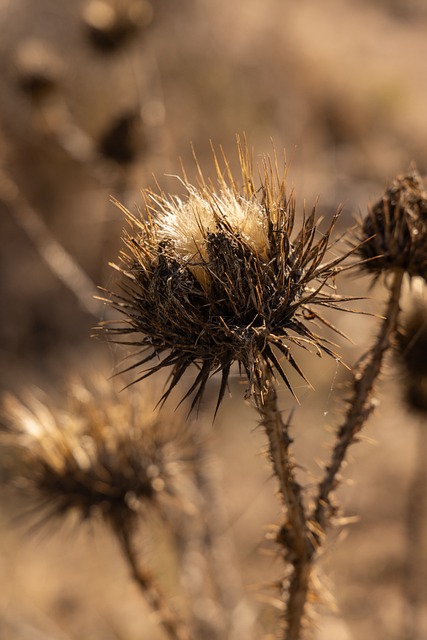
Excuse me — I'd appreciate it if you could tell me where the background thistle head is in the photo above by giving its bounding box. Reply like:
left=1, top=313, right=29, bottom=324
left=1, top=376, right=196, bottom=534
left=357, top=169, right=427, bottom=280
left=102, top=139, right=354, bottom=413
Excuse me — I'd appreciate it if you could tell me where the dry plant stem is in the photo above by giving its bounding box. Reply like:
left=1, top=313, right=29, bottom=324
left=312, top=268, right=405, bottom=532
left=115, top=526, right=191, bottom=640
left=0, top=170, right=102, bottom=317
left=254, top=370, right=312, bottom=640
left=177, top=427, right=255, bottom=640
left=402, top=419, right=427, bottom=640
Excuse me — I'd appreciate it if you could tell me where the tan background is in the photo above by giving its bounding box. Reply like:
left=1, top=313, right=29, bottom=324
left=0, top=1, right=427, bottom=638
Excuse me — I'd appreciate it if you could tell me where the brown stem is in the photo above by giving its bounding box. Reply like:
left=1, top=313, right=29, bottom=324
left=171, top=425, right=255, bottom=640
left=312, top=268, right=405, bottom=534
left=188, top=427, right=256, bottom=640
left=254, top=370, right=313, bottom=640
left=114, top=525, right=191, bottom=640
left=255, top=270, right=404, bottom=639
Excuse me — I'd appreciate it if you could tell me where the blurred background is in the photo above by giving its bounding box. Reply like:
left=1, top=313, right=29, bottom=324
left=0, top=0, right=427, bottom=638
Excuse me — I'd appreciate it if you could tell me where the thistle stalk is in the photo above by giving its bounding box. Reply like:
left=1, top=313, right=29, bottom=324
left=312, top=268, right=404, bottom=532
left=254, top=368, right=313, bottom=640
left=255, top=268, right=404, bottom=639
left=115, top=524, right=191, bottom=640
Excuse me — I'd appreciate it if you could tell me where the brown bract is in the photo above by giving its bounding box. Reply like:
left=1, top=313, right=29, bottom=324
left=1, top=377, right=193, bottom=532
left=358, top=169, right=427, bottom=279
left=102, top=141, right=354, bottom=413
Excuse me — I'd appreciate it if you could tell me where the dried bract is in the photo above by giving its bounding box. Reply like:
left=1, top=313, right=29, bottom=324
left=1, top=377, right=193, bottom=532
left=102, top=141, right=353, bottom=412
left=358, top=169, right=427, bottom=278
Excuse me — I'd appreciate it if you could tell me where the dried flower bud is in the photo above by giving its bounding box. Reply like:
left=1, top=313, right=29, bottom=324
left=358, top=169, right=427, bottom=278
left=102, top=141, right=353, bottom=412
left=1, top=377, right=194, bottom=532
left=82, top=0, right=153, bottom=52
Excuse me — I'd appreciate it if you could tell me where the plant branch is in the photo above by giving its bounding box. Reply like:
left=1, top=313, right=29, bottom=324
left=312, top=268, right=405, bottom=534
left=115, top=525, right=191, bottom=640
left=254, top=370, right=313, bottom=640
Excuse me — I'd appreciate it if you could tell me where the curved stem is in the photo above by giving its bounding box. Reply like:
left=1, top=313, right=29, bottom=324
left=114, top=525, right=191, bottom=640
left=312, top=268, right=405, bottom=534
left=254, top=371, right=312, bottom=640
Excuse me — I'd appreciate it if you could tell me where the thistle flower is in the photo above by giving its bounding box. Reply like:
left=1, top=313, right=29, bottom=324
left=358, top=169, right=427, bottom=279
left=1, top=377, right=194, bottom=533
left=102, top=141, right=353, bottom=412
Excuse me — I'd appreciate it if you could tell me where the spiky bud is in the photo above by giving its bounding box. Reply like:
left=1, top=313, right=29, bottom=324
left=1, top=377, right=194, bottom=532
left=102, top=141, right=353, bottom=412
left=358, top=169, right=427, bottom=278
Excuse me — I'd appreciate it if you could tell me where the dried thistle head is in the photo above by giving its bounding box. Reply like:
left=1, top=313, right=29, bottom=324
left=1, top=377, right=194, bottom=533
left=396, top=280, right=427, bottom=414
left=357, top=169, right=427, bottom=279
left=102, top=140, right=353, bottom=412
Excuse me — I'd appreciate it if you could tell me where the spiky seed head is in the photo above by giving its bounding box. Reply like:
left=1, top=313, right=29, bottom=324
left=357, top=169, right=427, bottom=278
left=396, top=281, right=427, bottom=414
left=101, top=140, right=353, bottom=413
left=1, top=377, right=195, bottom=532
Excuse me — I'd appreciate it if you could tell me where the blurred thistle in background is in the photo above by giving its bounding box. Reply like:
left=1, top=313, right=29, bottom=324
left=1, top=376, right=196, bottom=533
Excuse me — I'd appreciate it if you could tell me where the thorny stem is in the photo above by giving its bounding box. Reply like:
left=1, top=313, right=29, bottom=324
left=255, top=269, right=404, bottom=640
left=312, top=268, right=405, bottom=533
left=254, top=370, right=313, bottom=640
left=115, top=525, right=191, bottom=640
